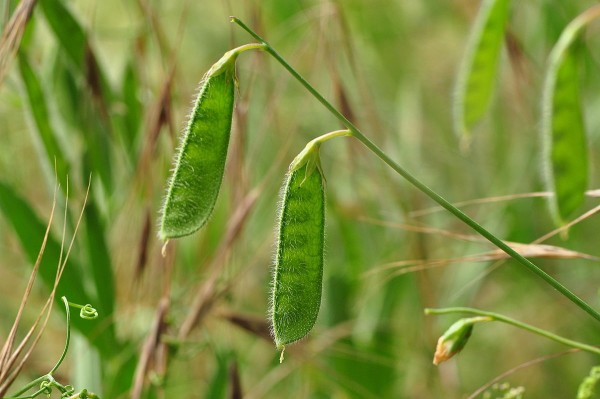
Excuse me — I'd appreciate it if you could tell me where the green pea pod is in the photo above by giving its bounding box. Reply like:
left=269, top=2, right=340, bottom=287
left=159, top=51, right=238, bottom=240
left=540, top=5, right=600, bottom=224
left=544, top=50, right=587, bottom=222
left=271, top=159, right=325, bottom=350
left=454, top=0, right=512, bottom=140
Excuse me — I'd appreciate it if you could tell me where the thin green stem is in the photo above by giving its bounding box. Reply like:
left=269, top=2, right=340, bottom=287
left=49, top=297, right=71, bottom=375
left=426, top=307, right=600, bottom=356
left=310, top=129, right=352, bottom=145
left=290, top=129, right=351, bottom=172
left=230, top=16, right=600, bottom=324
left=8, top=376, right=48, bottom=398
left=231, top=42, right=267, bottom=55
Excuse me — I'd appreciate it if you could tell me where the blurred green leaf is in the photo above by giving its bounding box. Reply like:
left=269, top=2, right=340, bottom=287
left=205, top=351, right=233, bottom=399
left=73, top=332, right=104, bottom=396
left=0, top=181, right=89, bottom=304
left=39, top=0, right=86, bottom=71
left=18, top=53, right=70, bottom=190
left=119, top=60, right=142, bottom=162
left=40, top=0, right=114, bottom=193
left=84, top=200, right=115, bottom=321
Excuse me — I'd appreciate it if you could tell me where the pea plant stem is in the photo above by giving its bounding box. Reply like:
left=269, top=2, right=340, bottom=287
left=230, top=17, right=600, bottom=324
left=425, top=307, right=600, bottom=356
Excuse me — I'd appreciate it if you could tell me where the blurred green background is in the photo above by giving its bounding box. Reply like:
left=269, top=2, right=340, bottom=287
left=1, top=0, right=600, bottom=397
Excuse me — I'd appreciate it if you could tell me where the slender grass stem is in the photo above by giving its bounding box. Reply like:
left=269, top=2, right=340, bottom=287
left=230, top=16, right=600, bottom=324
left=425, top=307, right=600, bottom=356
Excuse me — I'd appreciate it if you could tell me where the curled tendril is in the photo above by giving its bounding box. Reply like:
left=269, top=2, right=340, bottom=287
left=6, top=298, right=99, bottom=399
left=63, top=385, right=75, bottom=396
left=79, top=304, right=98, bottom=320
left=67, top=301, right=99, bottom=320
left=40, top=380, right=53, bottom=396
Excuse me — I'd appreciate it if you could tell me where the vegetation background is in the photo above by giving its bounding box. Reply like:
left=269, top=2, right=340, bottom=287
left=0, top=0, right=600, bottom=397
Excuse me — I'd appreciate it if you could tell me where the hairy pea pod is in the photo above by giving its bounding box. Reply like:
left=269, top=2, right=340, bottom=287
left=540, top=6, right=600, bottom=224
left=271, top=157, right=325, bottom=351
left=544, top=50, right=587, bottom=222
left=454, top=0, right=512, bottom=140
left=159, top=44, right=263, bottom=240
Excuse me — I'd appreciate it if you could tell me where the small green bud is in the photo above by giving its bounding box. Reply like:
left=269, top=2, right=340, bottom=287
left=433, top=316, right=491, bottom=365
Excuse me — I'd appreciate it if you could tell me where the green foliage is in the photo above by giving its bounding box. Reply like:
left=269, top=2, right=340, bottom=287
left=17, top=54, right=70, bottom=190
left=1, top=0, right=600, bottom=398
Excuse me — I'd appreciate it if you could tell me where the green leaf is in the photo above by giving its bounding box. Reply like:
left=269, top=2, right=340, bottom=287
left=18, top=54, right=70, bottom=190
left=84, top=200, right=115, bottom=321
left=454, top=0, right=512, bottom=139
left=119, top=61, right=142, bottom=162
left=205, top=351, right=231, bottom=399
left=72, top=333, right=104, bottom=396
left=0, top=182, right=89, bottom=304
left=39, top=0, right=87, bottom=71
left=40, top=0, right=114, bottom=193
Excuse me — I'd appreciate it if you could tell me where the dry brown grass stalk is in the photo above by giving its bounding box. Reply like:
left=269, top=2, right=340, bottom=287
left=0, top=0, right=37, bottom=88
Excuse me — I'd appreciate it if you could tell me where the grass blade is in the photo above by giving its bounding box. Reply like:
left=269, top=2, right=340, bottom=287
left=39, top=0, right=84, bottom=66
left=119, top=60, right=142, bottom=162
left=40, top=0, right=114, bottom=193
left=541, top=5, right=600, bottom=223
left=84, top=200, right=115, bottom=321
left=454, top=0, right=512, bottom=141
left=18, top=53, right=70, bottom=190
left=0, top=182, right=88, bottom=304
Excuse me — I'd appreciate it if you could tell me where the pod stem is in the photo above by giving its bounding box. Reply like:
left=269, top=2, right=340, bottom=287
left=230, top=42, right=267, bottom=56
left=425, top=307, right=600, bottom=356
left=230, top=17, right=600, bottom=324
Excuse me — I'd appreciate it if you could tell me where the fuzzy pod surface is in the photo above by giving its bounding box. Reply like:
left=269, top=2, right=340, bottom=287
left=271, top=163, right=325, bottom=349
left=159, top=53, right=237, bottom=240
left=454, top=0, right=511, bottom=138
left=545, top=50, right=587, bottom=222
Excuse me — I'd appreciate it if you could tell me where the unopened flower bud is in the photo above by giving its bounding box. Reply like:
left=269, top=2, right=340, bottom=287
left=433, top=316, right=491, bottom=365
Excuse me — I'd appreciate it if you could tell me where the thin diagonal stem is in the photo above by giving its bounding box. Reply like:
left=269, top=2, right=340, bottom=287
left=231, top=16, right=600, bottom=324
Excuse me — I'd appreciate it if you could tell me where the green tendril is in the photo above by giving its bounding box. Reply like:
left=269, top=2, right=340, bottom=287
left=68, top=302, right=99, bottom=320
left=3, top=297, right=100, bottom=399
